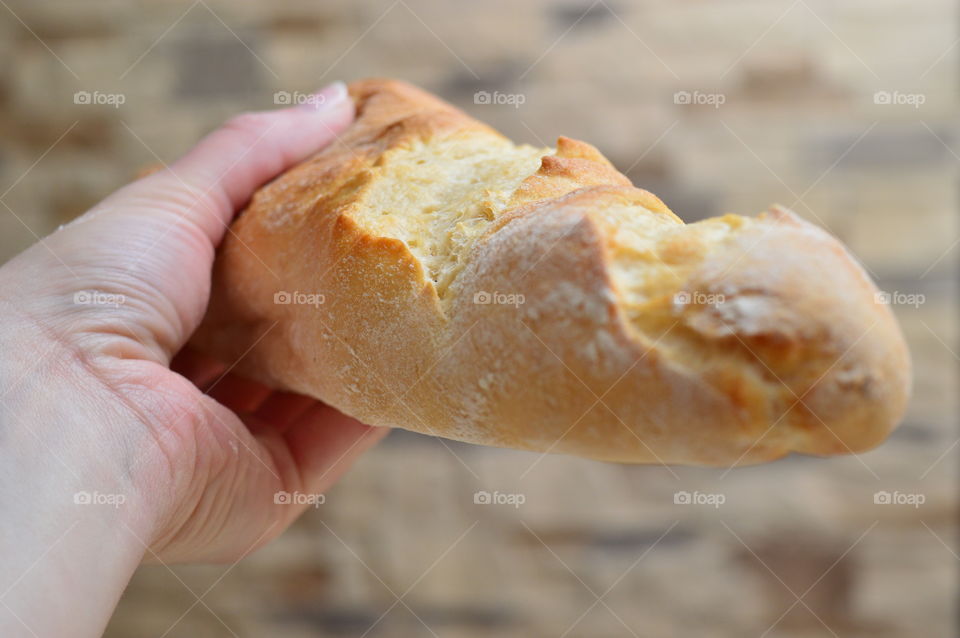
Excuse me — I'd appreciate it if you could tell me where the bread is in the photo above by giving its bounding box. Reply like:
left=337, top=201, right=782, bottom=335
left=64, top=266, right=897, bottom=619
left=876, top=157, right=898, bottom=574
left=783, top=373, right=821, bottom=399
left=192, top=78, right=910, bottom=466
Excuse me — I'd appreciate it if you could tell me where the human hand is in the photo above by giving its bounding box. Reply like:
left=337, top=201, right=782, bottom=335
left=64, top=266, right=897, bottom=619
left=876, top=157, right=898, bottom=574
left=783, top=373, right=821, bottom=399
left=0, top=81, right=386, bottom=636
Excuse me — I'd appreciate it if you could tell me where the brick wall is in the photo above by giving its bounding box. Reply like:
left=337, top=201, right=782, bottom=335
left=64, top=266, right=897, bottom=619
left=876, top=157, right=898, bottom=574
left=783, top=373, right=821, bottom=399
left=0, top=0, right=956, bottom=636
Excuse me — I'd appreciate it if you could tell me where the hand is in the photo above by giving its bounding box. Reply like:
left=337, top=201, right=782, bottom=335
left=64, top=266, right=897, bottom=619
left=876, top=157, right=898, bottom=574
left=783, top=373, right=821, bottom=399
left=0, top=82, right=386, bottom=636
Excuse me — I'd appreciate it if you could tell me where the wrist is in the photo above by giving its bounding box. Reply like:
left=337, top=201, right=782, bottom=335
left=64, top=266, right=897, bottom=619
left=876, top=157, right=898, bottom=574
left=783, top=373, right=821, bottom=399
left=2, top=330, right=166, bottom=525
left=0, top=330, right=160, bottom=637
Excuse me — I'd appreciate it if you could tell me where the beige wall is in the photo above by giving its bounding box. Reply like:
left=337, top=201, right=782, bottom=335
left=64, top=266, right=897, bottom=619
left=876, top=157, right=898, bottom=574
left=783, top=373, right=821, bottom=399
left=1, top=0, right=956, bottom=636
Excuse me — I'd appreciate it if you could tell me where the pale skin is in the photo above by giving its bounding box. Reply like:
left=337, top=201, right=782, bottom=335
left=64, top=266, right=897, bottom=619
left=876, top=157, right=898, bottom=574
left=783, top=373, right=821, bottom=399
left=0, top=81, right=387, bottom=637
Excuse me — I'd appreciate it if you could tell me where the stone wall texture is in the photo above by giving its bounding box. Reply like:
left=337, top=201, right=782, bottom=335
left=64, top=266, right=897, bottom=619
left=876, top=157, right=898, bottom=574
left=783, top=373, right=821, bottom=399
left=1, top=0, right=957, bottom=636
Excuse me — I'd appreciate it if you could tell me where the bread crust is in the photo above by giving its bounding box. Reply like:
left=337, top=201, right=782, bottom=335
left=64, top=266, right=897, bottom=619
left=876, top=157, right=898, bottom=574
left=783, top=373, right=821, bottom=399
left=193, top=78, right=910, bottom=466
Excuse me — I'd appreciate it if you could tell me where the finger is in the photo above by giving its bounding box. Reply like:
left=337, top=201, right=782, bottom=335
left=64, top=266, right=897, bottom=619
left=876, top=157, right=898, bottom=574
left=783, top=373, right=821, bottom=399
left=168, top=81, right=353, bottom=242
left=283, top=403, right=388, bottom=493
left=44, top=83, right=356, bottom=365
left=170, top=347, right=227, bottom=389
left=251, top=391, right=316, bottom=433
left=150, top=393, right=383, bottom=563
left=102, top=81, right=354, bottom=246
left=205, top=373, right=273, bottom=413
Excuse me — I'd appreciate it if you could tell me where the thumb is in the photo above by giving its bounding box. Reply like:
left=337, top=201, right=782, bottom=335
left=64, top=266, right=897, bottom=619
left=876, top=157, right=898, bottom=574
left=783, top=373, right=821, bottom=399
left=109, top=80, right=354, bottom=247
left=32, top=82, right=354, bottom=364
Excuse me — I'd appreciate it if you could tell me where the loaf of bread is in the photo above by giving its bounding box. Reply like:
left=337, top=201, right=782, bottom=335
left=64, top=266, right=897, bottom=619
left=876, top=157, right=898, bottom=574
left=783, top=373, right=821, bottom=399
left=192, top=78, right=910, bottom=465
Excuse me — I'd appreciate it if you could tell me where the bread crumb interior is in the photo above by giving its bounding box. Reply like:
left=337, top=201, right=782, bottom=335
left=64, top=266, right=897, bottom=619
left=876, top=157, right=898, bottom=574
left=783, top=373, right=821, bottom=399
left=355, top=135, right=549, bottom=297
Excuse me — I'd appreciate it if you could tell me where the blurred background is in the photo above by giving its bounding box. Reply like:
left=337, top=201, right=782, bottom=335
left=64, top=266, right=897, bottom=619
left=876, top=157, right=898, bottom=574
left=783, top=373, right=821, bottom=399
left=1, top=0, right=957, bottom=636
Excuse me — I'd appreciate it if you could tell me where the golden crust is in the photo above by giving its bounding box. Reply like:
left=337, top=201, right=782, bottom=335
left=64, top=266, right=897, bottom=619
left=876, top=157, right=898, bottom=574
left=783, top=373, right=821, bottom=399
left=192, top=79, right=911, bottom=466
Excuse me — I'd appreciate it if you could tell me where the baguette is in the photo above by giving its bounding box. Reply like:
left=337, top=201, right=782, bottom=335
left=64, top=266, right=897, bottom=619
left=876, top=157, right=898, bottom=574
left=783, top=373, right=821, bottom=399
left=192, top=78, right=910, bottom=466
